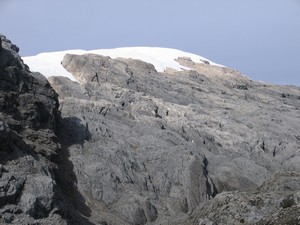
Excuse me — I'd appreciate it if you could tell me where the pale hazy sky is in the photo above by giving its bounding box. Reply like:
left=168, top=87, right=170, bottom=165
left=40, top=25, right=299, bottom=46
left=1, top=0, right=300, bottom=86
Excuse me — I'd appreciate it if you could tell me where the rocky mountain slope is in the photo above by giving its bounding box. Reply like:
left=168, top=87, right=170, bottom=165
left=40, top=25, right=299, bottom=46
left=0, top=35, right=99, bottom=224
left=1, top=35, right=300, bottom=224
left=0, top=35, right=66, bottom=224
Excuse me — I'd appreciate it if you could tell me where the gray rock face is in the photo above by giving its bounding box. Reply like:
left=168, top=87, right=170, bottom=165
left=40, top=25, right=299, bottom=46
left=1, top=34, right=300, bottom=224
left=0, top=35, right=69, bottom=224
left=47, top=51, right=300, bottom=224
left=178, top=172, right=300, bottom=225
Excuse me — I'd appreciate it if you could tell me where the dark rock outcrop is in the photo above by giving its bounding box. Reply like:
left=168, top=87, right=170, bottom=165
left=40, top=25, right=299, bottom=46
left=0, top=35, right=67, bottom=224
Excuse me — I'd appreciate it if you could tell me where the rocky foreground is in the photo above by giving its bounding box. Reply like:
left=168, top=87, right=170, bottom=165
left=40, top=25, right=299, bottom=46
left=1, top=35, right=300, bottom=224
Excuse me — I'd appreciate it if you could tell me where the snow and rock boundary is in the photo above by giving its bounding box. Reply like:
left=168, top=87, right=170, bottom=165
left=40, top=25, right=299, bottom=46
left=23, top=47, right=223, bottom=82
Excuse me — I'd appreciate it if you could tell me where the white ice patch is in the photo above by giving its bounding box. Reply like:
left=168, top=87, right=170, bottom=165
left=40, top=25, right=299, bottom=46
left=23, top=50, right=85, bottom=82
left=22, top=47, right=223, bottom=82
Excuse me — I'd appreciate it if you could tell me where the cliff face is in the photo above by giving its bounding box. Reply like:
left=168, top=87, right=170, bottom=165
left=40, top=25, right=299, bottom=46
left=0, top=34, right=69, bottom=224
left=0, top=35, right=98, bottom=224
left=53, top=52, right=300, bottom=224
left=1, top=35, right=300, bottom=225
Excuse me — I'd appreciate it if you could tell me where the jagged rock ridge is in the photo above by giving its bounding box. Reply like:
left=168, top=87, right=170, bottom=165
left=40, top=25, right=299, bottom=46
left=0, top=35, right=96, bottom=224
left=1, top=35, right=300, bottom=224
left=0, top=34, right=67, bottom=224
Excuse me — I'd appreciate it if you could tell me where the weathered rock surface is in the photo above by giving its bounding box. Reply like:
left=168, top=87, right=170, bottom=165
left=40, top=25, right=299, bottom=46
left=48, top=51, right=300, bottom=224
left=0, top=35, right=71, bottom=224
left=175, top=172, right=300, bottom=225
left=1, top=34, right=300, bottom=224
left=1, top=36, right=112, bottom=224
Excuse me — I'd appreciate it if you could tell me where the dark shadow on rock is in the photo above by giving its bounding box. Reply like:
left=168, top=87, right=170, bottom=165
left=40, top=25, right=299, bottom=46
left=58, top=116, right=91, bottom=145
left=0, top=128, right=38, bottom=165
left=55, top=116, right=93, bottom=224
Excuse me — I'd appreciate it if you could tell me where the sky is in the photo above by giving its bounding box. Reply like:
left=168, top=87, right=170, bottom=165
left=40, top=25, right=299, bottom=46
left=1, top=0, right=300, bottom=86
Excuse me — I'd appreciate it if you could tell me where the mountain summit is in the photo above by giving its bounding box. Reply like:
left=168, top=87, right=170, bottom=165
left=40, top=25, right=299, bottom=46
left=23, top=47, right=223, bottom=82
left=1, top=35, right=300, bottom=224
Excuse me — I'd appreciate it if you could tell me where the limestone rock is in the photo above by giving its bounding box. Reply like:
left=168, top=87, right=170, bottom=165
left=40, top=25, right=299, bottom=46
left=46, top=51, right=300, bottom=224
left=177, top=172, right=300, bottom=225
left=2, top=33, right=300, bottom=224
